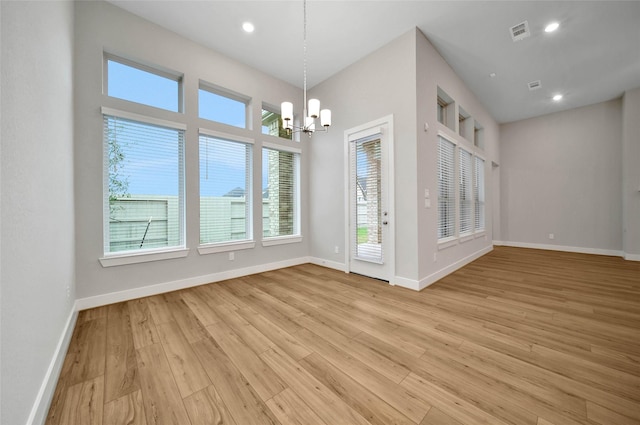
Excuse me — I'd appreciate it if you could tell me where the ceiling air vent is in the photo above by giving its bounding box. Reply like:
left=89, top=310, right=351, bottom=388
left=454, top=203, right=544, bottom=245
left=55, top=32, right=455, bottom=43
left=528, top=80, right=542, bottom=91
left=510, top=21, right=531, bottom=41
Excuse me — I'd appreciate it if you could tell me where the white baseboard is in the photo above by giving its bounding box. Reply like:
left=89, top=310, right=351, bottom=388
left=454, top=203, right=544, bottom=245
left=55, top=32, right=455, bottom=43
left=76, top=256, right=311, bottom=310
left=494, top=240, right=623, bottom=258
left=391, top=276, right=420, bottom=291
left=624, top=252, right=640, bottom=261
left=27, top=303, right=78, bottom=425
left=308, top=257, right=346, bottom=272
left=418, top=245, right=494, bottom=290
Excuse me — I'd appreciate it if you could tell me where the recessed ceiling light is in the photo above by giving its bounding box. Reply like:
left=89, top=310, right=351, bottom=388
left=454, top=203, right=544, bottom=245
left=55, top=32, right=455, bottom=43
left=545, top=22, right=560, bottom=33
left=552, top=94, right=563, bottom=101
left=242, top=22, right=255, bottom=33
left=489, top=72, right=497, bottom=78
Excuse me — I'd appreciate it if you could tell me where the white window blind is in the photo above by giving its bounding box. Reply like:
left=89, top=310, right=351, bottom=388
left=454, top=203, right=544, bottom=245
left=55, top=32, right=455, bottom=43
left=351, top=135, right=383, bottom=263
left=438, top=136, right=456, bottom=239
left=104, top=114, right=185, bottom=254
left=199, top=134, right=252, bottom=245
left=474, top=156, right=485, bottom=231
left=459, top=148, right=473, bottom=235
left=262, top=147, right=299, bottom=238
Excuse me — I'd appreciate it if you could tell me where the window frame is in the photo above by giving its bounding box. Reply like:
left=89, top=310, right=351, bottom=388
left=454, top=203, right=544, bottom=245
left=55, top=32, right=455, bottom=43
left=261, top=142, right=302, bottom=246
left=437, top=131, right=487, bottom=249
left=198, top=81, right=251, bottom=129
left=197, top=129, right=256, bottom=255
left=103, top=53, right=184, bottom=113
left=100, top=107, right=188, bottom=267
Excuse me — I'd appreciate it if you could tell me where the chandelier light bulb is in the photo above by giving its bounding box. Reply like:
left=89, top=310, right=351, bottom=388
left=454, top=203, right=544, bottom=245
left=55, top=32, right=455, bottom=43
left=308, top=99, right=320, bottom=118
left=320, top=109, right=332, bottom=127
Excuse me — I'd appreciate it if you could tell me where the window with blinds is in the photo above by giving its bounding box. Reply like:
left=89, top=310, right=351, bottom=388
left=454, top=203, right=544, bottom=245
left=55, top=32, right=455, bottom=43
left=262, top=147, right=299, bottom=238
left=438, top=136, right=456, bottom=239
left=351, top=135, right=383, bottom=263
left=459, top=147, right=473, bottom=235
left=200, top=134, right=252, bottom=245
left=104, top=114, right=185, bottom=254
left=474, top=156, right=485, bottom=231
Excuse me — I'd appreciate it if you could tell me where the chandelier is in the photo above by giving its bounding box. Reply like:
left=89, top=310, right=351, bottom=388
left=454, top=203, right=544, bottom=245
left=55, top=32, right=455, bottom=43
left=280, top=0, right=331, bottom=136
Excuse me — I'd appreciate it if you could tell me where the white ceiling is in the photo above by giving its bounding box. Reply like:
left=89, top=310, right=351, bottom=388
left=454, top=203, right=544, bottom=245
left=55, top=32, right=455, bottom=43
left=108, top=1, right=640, bottom=123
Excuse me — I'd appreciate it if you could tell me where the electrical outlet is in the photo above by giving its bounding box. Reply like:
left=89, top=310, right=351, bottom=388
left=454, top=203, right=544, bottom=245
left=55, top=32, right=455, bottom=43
left=66, top=285, right=70, bottom=299
left=548, top=233, right=555, bottom=240
left=334, top=246, right=340, bottom=254
left=229, top=252, right=235, bottom=261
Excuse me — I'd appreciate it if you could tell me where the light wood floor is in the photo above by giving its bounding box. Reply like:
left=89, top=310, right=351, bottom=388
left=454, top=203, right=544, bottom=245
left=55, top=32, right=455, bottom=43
left=46, top=247, right=640, bottom=425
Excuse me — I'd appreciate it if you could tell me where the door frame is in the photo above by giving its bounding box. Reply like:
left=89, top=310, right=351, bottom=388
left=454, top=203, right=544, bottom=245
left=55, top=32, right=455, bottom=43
left=343, top=115, right=395, bottom=282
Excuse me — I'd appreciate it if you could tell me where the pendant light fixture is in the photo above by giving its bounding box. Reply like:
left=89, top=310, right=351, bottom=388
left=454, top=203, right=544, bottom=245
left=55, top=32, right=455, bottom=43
left=280, top=0, right=331, bottom=137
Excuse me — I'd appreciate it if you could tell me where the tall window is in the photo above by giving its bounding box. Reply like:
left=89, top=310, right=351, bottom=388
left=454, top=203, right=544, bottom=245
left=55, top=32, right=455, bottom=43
left=104, top=113, right=185, bottom=254
left=262, top=147, right=299, bottom=238
left=459, top=148, right=473, bottom=235
left=438, top=136, right=456, bottom=239
left=199, top=134, right=252, bottom=244
left=199, top=83, right=249, bottom=128
left=106, top=56, right=181, bottom=112
left=474, top=156, right=485, bottom=231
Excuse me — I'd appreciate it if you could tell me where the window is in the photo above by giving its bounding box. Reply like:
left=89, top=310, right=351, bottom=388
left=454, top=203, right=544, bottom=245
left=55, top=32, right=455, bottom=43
left=438, top=136, right=456, bottom=239
left=437, top=97, right=448, bottom=126
left=262, top=106, right=292, bottom=140
left=474, top=120, right=484, bottom=149
left=104, top=112, right=185, bottom=254
left=436, top=87, right=455, bottom=131
left=106, top=56, right=181, bottom=112
left=474, top=156, right=485, bottom=231
left=199, top=133, right=252, bottom=245
left=199, top=83, right=249, bottom=128
left=262, top=146, right=299, bottom=238
left=459, top=148, right=473, bottom=235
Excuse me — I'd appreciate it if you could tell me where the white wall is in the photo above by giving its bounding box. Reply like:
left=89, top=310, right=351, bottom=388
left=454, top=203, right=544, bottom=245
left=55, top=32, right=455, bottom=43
left=500, top=99, right=623, bottom=254
left=415, top=29, right=499, bottom=287
left=74, top=1, right=307, bottom=301
left=1, top=2, right=76, bottom=424
left=308, top=29, right=419, bottom=282
left=309, top=28, right=499, bottom=288
left=622, top=88, right=640, bottom=259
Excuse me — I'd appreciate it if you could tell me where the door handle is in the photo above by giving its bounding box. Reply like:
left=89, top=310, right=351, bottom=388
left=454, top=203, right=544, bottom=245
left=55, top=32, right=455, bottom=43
left=383, top=221, right=388, bottom=225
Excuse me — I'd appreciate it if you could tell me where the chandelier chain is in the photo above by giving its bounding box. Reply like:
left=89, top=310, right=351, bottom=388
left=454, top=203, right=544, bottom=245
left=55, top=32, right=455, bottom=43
left=303, top=0, right=308, bottom=115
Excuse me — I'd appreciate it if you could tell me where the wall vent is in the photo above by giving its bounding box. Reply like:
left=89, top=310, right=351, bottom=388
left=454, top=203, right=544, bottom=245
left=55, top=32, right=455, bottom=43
left=528, top=80, right=542, bottom=91
left=510, top=21, right=531, bottom=41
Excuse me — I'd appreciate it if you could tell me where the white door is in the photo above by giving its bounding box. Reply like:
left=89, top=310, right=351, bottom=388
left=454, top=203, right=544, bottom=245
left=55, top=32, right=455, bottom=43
left=345, top=117, right=394, bottom=281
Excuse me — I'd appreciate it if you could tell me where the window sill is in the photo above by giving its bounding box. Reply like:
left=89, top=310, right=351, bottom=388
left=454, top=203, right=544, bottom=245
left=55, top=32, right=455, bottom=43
left=474, top=230, right=486, bottom=239
left=99, top=248, right=189, bottom=267
left=198, top=240, right=255, bottom=255
left=437, top=237, right=458, bottom=250
left=262, top=235, right=303, bottom=247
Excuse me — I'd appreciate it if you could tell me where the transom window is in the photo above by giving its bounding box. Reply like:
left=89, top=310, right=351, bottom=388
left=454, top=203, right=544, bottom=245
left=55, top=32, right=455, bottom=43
left=199, top=82, right=249, bottom=129
left=262, top=105, right=292, bottom=140
left=105, top=56, right=182, bottom=112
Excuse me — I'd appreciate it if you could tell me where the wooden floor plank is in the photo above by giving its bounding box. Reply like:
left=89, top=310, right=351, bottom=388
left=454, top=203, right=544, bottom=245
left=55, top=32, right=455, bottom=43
left=105, top=302, right=139, bottom=403
left=183, top=385, right=237, bottom=425
left=103, top=389, right=147, bottom=425
left=136, top=344, right=191, bottom=425
left=58, top=375, right=104, bottom=425
left=156, top=320, right=211, bottom=398
left=265, top=388, right=328, bottom=425
left=47, top=247, right=640, bottom=425
left=260, top=346, right=373, bottom=425
left=192, top=335, right=280, bottom=425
